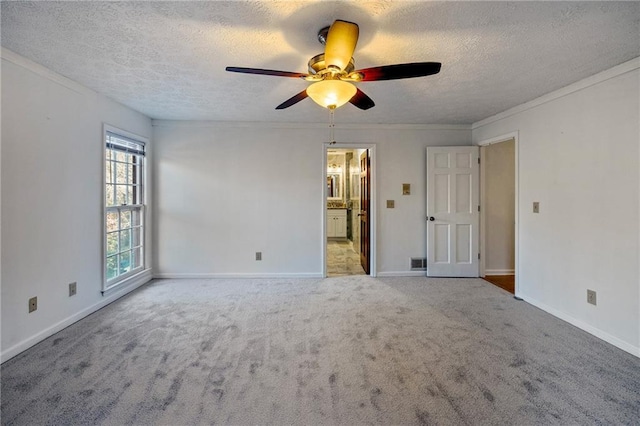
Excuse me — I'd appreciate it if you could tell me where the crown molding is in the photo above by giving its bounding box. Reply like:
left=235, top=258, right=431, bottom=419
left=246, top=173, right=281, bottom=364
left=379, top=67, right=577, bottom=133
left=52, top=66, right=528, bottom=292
left=1, top=47, right=95, bottom=97
left=472, top=56, right=640, bottom=130
left=151, top=120, right=471, bottom=131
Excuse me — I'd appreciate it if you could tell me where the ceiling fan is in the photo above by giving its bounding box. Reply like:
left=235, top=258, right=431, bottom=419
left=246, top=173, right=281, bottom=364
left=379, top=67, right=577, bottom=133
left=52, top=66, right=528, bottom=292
left=226, top=20, right=441, bottom=111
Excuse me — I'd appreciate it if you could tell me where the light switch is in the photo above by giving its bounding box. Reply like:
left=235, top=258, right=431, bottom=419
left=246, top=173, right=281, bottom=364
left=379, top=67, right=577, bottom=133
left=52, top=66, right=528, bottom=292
left=387, top=200, right=395, bottom=208
left=402, top=183, right=410, bottom=195
left=533, top=202, right=540, bottom=213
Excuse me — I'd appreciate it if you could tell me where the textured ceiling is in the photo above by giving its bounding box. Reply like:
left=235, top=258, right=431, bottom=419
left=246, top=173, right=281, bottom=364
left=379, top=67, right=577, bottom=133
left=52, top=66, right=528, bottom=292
left=2, top=1, right=639, bottom=124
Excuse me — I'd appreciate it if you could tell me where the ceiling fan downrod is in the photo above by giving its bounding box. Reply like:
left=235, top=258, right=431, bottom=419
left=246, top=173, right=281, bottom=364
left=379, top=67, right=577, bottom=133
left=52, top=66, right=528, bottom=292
left=317, top=26, right=330, bottom=46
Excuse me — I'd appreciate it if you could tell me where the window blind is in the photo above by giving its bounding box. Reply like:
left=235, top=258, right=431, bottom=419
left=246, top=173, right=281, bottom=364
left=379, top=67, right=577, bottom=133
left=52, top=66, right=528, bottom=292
left=106, top=131, right=145, bottom=156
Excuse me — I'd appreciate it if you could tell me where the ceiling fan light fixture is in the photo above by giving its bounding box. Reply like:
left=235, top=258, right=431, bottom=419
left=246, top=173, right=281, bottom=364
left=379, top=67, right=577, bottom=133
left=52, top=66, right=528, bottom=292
left=307, top=79, right=357, bottom=109
left=225, top=19, right=441, bottom=111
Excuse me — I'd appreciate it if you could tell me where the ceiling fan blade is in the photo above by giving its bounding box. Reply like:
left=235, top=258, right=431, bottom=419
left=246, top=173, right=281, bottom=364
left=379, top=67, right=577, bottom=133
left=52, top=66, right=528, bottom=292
left=275, top=90, right=309, bottom=109
left=354, top=62, right=441, bottom=81
left=226, top=67, right=308, bottom=79
left=349, top=88, right=375, bottom=110
left=324, top=20, right=359, bottom=71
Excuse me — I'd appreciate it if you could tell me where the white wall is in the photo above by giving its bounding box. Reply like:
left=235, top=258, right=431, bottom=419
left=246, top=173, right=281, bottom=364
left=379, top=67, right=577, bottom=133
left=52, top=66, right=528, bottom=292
left=1, top=50, right=153, bottom=361
left=152, top=122, right=471, bottom=278
left=473, top=59, right=640, bottom=356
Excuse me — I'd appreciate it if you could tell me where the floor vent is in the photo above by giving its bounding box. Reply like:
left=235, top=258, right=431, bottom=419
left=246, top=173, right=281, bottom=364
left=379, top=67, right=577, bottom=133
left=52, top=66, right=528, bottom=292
left=411, top=258, right=427, bottom=270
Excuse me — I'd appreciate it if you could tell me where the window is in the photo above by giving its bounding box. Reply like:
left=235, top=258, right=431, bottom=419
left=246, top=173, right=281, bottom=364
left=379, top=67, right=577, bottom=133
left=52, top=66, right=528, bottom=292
left=104, top=129, right=146, bottom=289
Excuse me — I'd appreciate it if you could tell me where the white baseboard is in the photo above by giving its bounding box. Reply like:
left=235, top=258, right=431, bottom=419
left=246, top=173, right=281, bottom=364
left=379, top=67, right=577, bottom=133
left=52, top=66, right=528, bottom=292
left=485, top=269, right=515, bottom=276
left=153, top=272, right=324, bottom=279
left=376, top=271, right=426, bottom=277
left=1, top=269, right=153, bottom=363
left=520, top=293, right=639, bottom=358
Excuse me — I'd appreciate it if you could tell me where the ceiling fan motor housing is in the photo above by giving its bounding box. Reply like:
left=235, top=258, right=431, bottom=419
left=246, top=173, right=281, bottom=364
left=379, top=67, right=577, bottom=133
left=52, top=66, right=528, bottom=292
left=308, top=53, right=356, bottom=76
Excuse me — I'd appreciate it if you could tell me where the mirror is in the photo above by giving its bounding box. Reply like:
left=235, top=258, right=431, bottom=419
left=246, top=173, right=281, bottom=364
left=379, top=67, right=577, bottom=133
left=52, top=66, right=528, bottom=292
left=327, top=173, right=341, bottom=199
left=327, top=152, right=345, bottom=202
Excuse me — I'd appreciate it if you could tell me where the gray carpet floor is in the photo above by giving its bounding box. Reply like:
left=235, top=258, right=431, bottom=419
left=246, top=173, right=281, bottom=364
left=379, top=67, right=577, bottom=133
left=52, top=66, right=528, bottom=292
left=2, top=276, right=639, bottom=425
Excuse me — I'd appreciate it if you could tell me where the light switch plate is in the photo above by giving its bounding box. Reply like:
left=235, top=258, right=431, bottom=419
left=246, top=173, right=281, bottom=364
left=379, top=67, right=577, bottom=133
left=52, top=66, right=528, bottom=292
left=387, top=200, right=395, bottom=208
left=533, top=201, right=540, bottom=213
left=402, top=183, right=410, bottom=195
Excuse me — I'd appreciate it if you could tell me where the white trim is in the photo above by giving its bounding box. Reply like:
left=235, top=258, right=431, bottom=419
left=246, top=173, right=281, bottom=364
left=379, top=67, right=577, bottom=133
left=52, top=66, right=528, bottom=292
left=1, top=47, right=94, bottom=97
left=472, top=57, right=640, bottom=130
left=153, top=273, right=324, bottom=279
left=323, top=143, right=377, bottom=278
left=476, top=131, right=519, bottom=147
left=102, top=124, right=151, bottom=292
left=377, top=271, right=426, bottom=277
left=477, top=132, right=520, bottom=297
left=102, top=264, right=147, bottom=295
left=103, top=123, right=149, bottom=145
left=1, top=270, right=152, bottom=363
left=322, top=148, right=328, bottom=277
left=484, top=269, right=515, bottom=276
left=152, top=120, right=470, bottom=131
left=521, top=294, right=640, bottom=358
left=479, top=146, right=486, bottom=276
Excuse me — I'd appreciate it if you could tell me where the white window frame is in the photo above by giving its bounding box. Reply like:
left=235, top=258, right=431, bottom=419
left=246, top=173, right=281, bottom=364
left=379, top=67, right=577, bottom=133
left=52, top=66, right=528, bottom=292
left=103, top=125, right=148, bottom=292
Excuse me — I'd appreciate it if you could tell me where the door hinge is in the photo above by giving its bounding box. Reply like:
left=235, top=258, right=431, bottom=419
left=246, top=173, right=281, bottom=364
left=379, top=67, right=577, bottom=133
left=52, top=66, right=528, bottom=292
left=478, top=157, right=480, bottom=164
left=478, top=205, right=480, bottom=212
left=478, top=253, right=481, bottom=260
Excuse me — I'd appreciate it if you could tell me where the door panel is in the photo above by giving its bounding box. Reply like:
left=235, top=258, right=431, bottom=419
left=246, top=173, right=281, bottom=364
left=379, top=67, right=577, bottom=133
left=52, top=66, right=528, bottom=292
left=456, top=224, right=471, bottom=263
left=434, top=224, right=450, bottom=263
left=360, top=150, right=370, bottom=274
left=456, top=174, right=471, bottom=212
left=427, top=146, right=479, bottom=277
left=434, top=174, right=450, bottom=213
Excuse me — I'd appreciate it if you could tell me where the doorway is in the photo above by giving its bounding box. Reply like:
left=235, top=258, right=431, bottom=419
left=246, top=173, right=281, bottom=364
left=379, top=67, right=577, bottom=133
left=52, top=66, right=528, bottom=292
left=323, top=145, right=375, bottom=277
left=479, top=134, right=517, bottom=294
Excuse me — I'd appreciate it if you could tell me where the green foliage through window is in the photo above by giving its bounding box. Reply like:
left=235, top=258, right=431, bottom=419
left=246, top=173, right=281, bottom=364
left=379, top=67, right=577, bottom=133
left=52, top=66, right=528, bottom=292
left=105, top=131, right=145, bottom=286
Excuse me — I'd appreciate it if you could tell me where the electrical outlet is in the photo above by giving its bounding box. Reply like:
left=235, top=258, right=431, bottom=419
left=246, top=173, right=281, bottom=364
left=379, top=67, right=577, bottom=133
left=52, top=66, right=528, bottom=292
left=69, top=282, right=77, bottom=297
left=256, top=252, right=262, bottom=261
left=29, top=296, right=38, bottom=313
left=533, top=202, right=540, bottom=213
left=587, top=289, right=597, bottom=306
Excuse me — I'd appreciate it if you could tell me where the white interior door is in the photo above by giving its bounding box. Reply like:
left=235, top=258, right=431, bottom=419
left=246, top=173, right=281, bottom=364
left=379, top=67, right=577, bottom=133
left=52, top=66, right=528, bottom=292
left=426, top=147, right=479, bottom=277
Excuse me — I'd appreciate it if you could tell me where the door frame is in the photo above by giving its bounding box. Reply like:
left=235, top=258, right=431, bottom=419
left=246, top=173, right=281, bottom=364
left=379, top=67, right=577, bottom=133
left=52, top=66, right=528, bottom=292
left=477, top=131, right=519, bottom=297
left=322, top=143, right=377, bottom=277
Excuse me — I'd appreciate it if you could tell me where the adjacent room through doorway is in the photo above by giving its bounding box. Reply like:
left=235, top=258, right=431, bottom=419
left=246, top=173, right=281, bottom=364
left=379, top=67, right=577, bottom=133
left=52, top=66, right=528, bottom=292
left=326, top=148, right=370, bottom=276
left=480, top=138, right=516, bottom=293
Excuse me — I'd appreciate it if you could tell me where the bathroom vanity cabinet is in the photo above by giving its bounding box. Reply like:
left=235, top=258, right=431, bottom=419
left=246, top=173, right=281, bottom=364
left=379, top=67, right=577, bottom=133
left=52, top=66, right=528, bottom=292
left=327, top=209, right=347, bottom=238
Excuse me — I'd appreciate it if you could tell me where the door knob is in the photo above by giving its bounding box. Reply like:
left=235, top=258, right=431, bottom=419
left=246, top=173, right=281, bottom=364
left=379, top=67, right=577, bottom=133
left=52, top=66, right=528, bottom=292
left=429, top=216, right=435, bottom=221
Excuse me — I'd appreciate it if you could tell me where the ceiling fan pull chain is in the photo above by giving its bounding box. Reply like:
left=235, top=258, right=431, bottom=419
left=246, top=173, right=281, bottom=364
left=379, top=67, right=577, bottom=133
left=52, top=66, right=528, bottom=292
left=329, top=108, right=336, bottom=144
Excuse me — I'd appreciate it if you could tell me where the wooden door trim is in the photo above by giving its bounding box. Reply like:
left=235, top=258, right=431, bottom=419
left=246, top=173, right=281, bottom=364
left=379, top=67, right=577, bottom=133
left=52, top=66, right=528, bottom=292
left=322, top=143, right=377, bottom=277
